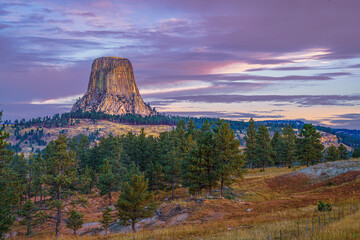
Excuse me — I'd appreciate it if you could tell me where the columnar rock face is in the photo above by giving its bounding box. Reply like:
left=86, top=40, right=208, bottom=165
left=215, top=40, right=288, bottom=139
left=71, top=57, right=155, bottom=116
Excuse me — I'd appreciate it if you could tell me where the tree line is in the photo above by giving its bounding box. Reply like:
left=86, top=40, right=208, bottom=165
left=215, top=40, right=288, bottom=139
left=244, top=118, right=356, bottom=170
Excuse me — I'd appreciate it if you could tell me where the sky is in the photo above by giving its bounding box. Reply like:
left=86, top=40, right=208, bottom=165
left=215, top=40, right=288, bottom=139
left=0, top=0, right=360, bottom=129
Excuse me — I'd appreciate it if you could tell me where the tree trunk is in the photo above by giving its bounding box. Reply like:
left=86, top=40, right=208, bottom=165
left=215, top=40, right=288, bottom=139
left=131, top=221, right=136, bottom=232
left=220, top=178, right=224, bottom=198
left=262, top=162, right=265, bottom=172
left=105, top=228, right=108, bottom=235
left=27, top=180, right=31, bottom=200
left=55, top=185, right=62, bottom=239
left=171, top=177, right=175, bottom=201
left=108, top=192, right=112, bottom=206
left=307, top=160, right=310, bottom=167
left=55, top=207, right=61, bottom=238
left=73, top=229, right=76, bottom=235
left=27, top=218, right=31, bottom=235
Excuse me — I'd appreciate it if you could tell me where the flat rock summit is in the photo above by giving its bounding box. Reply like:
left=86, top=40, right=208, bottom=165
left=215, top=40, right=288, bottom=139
left=71, top=57, right=155, bottom=116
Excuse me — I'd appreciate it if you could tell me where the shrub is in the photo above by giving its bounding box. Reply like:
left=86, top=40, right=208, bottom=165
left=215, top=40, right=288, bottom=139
left=318, top=201, right=332, bottom=211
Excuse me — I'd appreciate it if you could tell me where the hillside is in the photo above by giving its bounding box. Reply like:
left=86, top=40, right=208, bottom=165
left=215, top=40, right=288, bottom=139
left=5, top=119, right=173, bottom=155
left=4, top=115, right=353, bottom=155
left=8, top=160, right=360, bottom=239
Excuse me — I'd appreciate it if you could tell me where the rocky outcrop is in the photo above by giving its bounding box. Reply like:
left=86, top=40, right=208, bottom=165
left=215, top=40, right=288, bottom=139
left=71, top=57, right=155, bottom=116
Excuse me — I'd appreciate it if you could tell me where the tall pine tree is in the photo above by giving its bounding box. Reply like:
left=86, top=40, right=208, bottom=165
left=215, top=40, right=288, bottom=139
left=254, top=125, right=273, bottom=171
left=281, top=125, right=297, bottom=168
left=296, top=124, right=324, bottom=167
left=43, top=135, right=78, bottom=238
left=214, top=120, right=245, bottom=197
left=244, top=118, right=256, bottom=168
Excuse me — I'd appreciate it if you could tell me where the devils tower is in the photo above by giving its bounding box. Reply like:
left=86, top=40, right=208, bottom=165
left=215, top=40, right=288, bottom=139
left=71, top=57, right=155, bottom=116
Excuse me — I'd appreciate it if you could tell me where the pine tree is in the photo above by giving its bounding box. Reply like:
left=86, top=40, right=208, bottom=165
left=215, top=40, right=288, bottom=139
left=254, top=125, right=273, bottom=171
left=43, top=135, right=78, bottom=238
left=281, top=125, right=297, bottom=168
left=66, top=209, right=83, bottom=235
left=145, top=161, right=165, bottom=197
left=192, top=120, right=218, bottom=194
left=181, top=135, right=206, bottom=194
left=271, top=131, right=283, bottom=167
left=296, top=124, right=324, bottom=167
left=352, top=147, right=360, bottom=158
left=116, top=173, right=157, bottom=232
left=0, top=111, right=21, bottom=239
left=31, top=153, right=46, bottom=205
left=244, top=118, right=256, bottom=168
left=18, top=200, right=47, bottom=236
left=325, top=145, right=339, bottom=162
left=214, top=120, right=245, bottom=197
left=77, top=165, right=94, bottom=194
left=338, top=144, right=348, bottom=160
left=100, top=206, right=112, bottom=235
left=97, top=159, right=118, bottom=206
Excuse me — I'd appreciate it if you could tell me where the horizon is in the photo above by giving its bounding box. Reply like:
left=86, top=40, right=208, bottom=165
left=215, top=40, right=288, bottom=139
left=1, top=1, right=360, bottom=129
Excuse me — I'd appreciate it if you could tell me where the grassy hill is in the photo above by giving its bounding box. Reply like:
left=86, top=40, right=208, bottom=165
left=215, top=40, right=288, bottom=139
left=4, top=119, right=173, bottom=155
left=9, top=160, right=360, bottom=240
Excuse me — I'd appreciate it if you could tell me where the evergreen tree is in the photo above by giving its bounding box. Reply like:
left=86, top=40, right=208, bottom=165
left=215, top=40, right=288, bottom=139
left=214, top=120, right=245, bottom=197
left=145, top=161, right=165, bottom=197
left=281, top=125, right=297, bottom=168
left=18, top=200, right=47, bottom=236
left=296, top=124, right=324, bottom=167
left=244, top=118, right=256, bottom=168
left=0, top=112, right=21, bottom=239
left=184, top=120, right=217, bottom=195
left=160, top=121, right=189, bottom=200
left=116, top=173, right=157, bottom=232
left=31, top=153, right=46, bottom=205
left=325, top=145, right=339, bottom=162
left=186, top=119, right=196, bottom=138
left=77, top=166, right=94, bottom=194
left=254, top=125, right=273, bottom=171
left=270, top=131, right=282, bottom=167
left=100, top=206, right=112, bottom=235
left=352, top=147, right=360, bottom=158
left=338, top=144, right=348, bottom=160
left=11, top=153, right=30, bottom=201
left=181, top=135, right=205, bottom=194
left=97, top=159, right=118, bottom=206
left=43, top=135, right=78, bottom=238
left=66, top=209, right=83, bottom=235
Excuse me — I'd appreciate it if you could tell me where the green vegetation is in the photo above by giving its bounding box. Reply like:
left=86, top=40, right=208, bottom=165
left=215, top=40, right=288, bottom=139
left=66, top=209, right=84, bottom=235
left=318, top=201, right=332, bottom=212
left=296, top=124, right=324, bottom=167
left=100, top=206, right=113, bottom=235
left=116, top=173, right=157, bottom=232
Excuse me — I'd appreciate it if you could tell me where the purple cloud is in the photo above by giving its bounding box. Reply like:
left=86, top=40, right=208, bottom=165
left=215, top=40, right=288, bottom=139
left=163, top=95, right=360, bottom=106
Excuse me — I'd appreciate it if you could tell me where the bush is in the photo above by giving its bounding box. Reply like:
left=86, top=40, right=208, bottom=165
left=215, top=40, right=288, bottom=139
left=318, top=201, right=332, bottom=211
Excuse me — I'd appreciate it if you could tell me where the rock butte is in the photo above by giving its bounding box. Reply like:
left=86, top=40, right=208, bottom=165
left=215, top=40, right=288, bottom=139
left=71, top=57, right=155, bottom=116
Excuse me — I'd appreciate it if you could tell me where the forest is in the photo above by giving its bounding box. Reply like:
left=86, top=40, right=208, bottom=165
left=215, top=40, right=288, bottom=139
left=1, top=111, right=360, bottom=239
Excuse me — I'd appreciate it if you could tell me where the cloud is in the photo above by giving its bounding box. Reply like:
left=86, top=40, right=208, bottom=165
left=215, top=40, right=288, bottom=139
left=163, top=95, right=360, bottom=106
left=164, top=111, right=284, bottom=119
left=30, top=94, right=83, bottom=105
